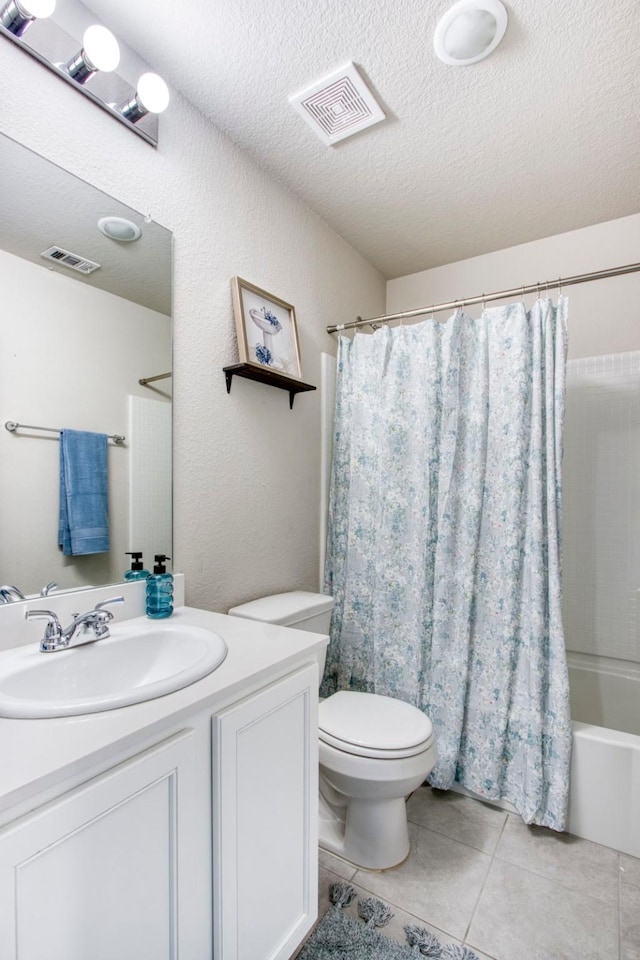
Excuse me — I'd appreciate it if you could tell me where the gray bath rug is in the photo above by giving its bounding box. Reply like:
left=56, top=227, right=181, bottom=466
left=297, top=882, right=480, bottom=960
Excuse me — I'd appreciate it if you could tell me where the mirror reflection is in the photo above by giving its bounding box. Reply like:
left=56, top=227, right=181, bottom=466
left=0, top=134, right=172, bottom=597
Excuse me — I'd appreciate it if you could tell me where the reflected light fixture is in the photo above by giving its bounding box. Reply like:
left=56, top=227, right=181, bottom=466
left=434, top=0, right=508, bottom=66
left=64, top=24, right=120, bottom=84
left=97, top=216, right=141, bottom=242
left=0, top=0, right=55, bottom=36
left=117, top=72, right=170, bottom=123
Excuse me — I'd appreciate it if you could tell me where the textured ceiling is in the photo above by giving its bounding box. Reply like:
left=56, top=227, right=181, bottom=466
left=0, top=134, right=171, bottom=315
left=84, top=0, right=639, bottom=278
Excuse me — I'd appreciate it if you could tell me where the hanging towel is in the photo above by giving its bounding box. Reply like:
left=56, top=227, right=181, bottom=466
left=58, top=429, right=110, bottom=556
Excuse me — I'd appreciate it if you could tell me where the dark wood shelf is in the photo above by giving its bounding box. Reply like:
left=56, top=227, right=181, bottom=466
left=223, top=363, right=316, bottom=409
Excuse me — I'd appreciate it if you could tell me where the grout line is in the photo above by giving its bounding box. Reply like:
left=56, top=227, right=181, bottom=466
left=461, top=815, right=509, bottom=944
left=618, top=854, right=622, bottom=960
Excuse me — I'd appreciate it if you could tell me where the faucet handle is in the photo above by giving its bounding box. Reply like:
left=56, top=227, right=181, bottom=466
left=25, top=609, right=63, bottom=646
left=94, top=596, right=125, bottom=620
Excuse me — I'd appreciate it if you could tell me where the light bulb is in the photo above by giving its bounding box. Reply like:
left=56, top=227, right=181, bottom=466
left=82, top=24, right=120, bottom=72
left=136, top=73, right=170, bottom=114
left=18, top=0, right=55, bottom=15
left=0, top=0, right=55, bottom=35
left=64, top=23, right=120, bottom=84
left=117, top=73, right=170, bottom=124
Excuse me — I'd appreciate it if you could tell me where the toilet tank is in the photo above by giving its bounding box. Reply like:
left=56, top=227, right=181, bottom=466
left=228, top=591, right=334, bottom=679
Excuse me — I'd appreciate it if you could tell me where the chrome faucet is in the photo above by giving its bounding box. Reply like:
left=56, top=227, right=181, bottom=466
left=25, top=597, right=125, bottom=653
left=0, top=584, right=25, bottom=603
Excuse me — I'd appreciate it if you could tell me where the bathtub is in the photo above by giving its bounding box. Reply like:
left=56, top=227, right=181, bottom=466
left=567, top=652, right=640, bottom=858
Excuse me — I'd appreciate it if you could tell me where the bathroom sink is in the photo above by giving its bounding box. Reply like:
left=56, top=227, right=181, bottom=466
left=0, top=620, right=227, bottom=718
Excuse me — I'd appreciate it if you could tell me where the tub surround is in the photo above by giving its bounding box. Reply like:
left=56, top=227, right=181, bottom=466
left=0, top=581, right=327, bottom=960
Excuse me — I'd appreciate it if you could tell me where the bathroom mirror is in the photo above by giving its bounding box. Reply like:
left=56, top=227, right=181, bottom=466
left=0, top=133, right=172, bottom=597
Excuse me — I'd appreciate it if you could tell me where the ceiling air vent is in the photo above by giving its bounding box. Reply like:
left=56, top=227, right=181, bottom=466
left=289, top=62, right=385, bottom=146
left=40, top=246, right=101, bottom=275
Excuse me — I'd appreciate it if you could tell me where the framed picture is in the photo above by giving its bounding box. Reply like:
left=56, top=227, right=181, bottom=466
left=231, top=277, right=302, bottom=381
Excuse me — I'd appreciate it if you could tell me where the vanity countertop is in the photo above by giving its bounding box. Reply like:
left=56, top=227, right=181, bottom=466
left=0, top=605, right=327, bottom=816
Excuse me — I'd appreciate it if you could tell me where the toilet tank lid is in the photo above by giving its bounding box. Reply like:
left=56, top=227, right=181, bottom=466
left=228, top=591, right=334, bottom=626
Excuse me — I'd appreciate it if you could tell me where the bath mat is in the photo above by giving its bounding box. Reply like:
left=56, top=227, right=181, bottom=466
left=297, top=882, right=480, bottom=960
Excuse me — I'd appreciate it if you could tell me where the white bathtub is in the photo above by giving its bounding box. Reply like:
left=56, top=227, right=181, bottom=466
left=567, top=652, right=640, bottom=857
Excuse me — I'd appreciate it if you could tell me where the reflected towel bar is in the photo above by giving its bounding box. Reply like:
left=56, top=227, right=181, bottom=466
left=4, top=421, right=126, bottom=444
left=139, top=372, right=171, bottom=386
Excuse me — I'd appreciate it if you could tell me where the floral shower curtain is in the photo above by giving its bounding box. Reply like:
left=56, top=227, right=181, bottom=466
left=322, top=298, right=572, bottom=830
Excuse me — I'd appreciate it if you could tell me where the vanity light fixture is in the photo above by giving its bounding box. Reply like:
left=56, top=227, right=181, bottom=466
left=0, top=0, right=55, bottom=36
left=97, top=216, right=141, bottom=242
left=0, top=3, right=169, bottom=146
left=116, top=72, right=170, bottom=124
left=64, top=24, right=120, bottom=84
left=434, top=0, right=508, bottom=66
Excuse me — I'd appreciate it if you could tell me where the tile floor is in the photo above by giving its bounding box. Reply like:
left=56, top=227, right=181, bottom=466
left=315, top=786, right=640, bottom=960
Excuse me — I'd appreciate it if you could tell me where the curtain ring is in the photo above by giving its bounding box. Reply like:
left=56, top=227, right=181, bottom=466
left=521, top=284, right=526, bottom=305
left=482, top=293, right=486, bottom=311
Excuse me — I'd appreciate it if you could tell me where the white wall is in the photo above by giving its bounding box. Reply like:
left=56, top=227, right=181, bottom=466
left=386, top=214, right=640, bottom=359
left=0, top=249, right=171, bottom=593
left=0, top=38, right=385, bottom=613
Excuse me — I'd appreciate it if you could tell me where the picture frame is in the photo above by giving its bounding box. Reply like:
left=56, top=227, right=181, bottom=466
left=231, top=277, right=302, bottom=381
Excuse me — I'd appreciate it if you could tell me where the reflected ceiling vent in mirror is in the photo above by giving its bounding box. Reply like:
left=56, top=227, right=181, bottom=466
left=289, top=62, right=385, bottom=146
left=40, top=246, right=101, bottom=275
left=0, top=1, right=169, bottom=146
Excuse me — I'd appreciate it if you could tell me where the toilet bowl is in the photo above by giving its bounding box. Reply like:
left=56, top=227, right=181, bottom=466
left=228, top=591, right=437, bottom=870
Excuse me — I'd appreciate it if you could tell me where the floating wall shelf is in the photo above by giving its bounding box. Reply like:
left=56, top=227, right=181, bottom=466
left=223, top=363, right=316, bottom=409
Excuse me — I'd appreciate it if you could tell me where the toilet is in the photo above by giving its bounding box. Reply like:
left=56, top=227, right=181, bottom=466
left=228, top=591, right=437, bottom=870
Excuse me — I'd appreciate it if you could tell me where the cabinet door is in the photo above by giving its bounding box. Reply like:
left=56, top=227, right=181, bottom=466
left=213, top=664, right=318, bottom=960
left=0, top=729, right=201, bottom=960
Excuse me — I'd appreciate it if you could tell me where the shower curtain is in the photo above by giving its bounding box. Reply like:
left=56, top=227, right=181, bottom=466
left=322, top=298, right=572, bottom=830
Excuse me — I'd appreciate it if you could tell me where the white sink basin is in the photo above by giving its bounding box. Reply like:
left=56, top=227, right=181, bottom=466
left=0, top=620, right=227, bottom=718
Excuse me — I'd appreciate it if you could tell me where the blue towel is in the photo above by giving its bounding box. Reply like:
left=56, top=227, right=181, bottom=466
left=58, top=429, right=110, bottom=556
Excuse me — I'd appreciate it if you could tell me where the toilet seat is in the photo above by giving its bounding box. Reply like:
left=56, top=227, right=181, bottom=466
left=319, top=691, right=434, bottom=760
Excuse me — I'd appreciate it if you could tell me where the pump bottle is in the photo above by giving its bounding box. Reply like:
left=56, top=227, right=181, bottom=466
left=146, top=554, right=173, bottom=619
left=123, top=552, right=150, bottom=582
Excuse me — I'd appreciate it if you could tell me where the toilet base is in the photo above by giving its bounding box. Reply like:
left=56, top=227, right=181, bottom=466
left=319, top=787, right=410, bottom=870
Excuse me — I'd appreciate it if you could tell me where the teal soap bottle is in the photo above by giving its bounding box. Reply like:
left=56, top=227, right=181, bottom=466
left=123, top=552, right=150, bottom=582
left=146, top=554, right=173, bottom=619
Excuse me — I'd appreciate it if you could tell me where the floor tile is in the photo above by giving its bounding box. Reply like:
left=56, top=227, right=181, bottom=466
left=318, top=847, right=357, bottom=881
left=467, top=858, right=618, bottom=960
left=621, top=882, right=640, bottom=960
left=494, top=813, right=619, bottom=904
left=621, top=853, right=640, bottom=889
left=351, top=821, right=491, bottom=941
left=407, top=786, right=508, bottom=854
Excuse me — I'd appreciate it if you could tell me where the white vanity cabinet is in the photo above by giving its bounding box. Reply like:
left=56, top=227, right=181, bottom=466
left=0, top=658, right=320, bottom=960
left=0, top=728, right=205, bottom=960
left=212, top=663, right=318, bottom=960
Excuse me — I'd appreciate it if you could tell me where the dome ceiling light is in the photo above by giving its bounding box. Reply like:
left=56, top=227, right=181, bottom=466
left=434, top=0, right=508, bottom=66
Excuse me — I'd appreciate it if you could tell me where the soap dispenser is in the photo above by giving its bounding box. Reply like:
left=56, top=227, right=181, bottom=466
left=146, top=554, right=173, bottom=619
left=123, top=552, right=150, bottom=581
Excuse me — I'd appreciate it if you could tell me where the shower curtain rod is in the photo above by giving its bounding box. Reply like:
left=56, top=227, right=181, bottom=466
left=326, top=261, right=640, bottom=333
